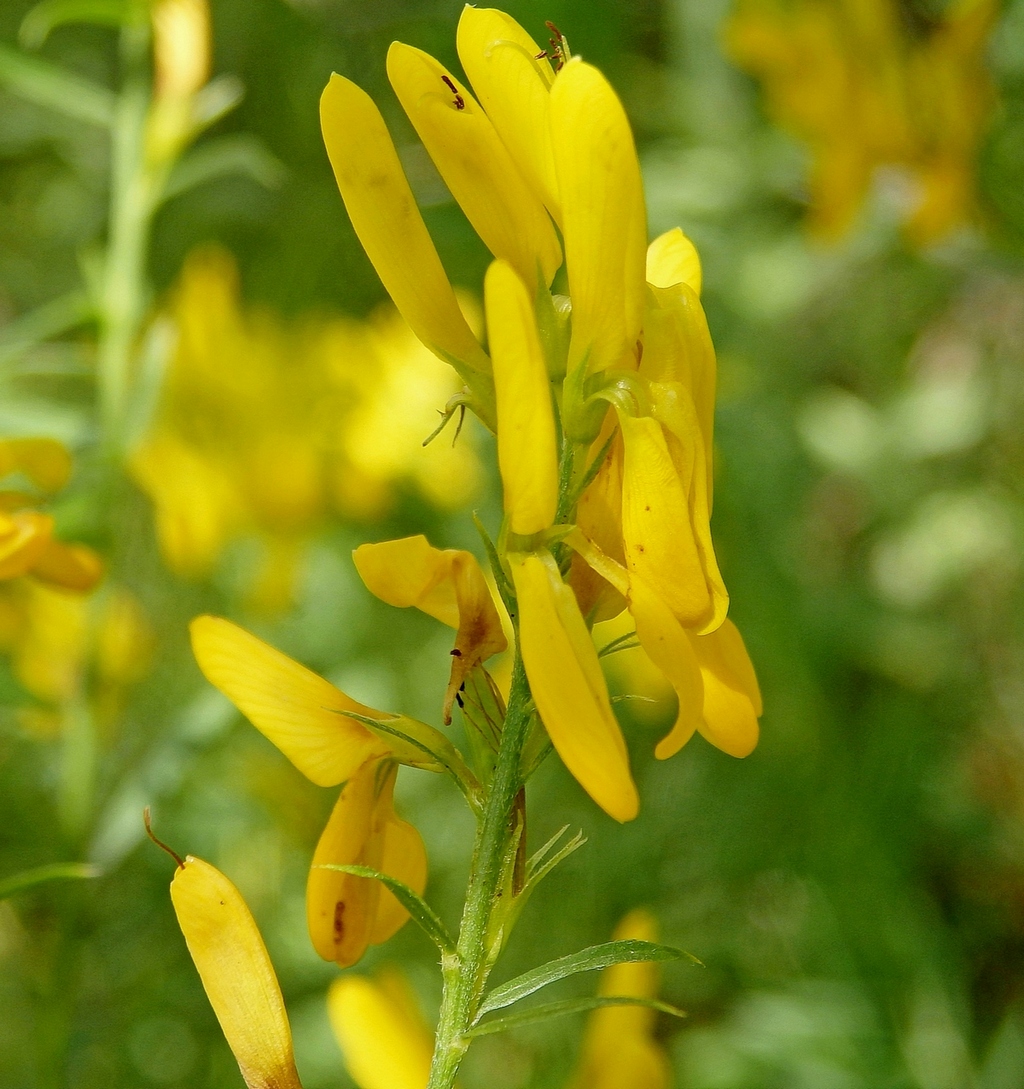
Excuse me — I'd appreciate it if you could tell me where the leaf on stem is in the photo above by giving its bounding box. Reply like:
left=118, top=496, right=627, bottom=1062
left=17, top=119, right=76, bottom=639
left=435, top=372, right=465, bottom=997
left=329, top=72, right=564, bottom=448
left=0, top=42, right=114, bottom=126
left=19, top=0, right=134, bottom=49
left=0, top=861, right=100, bottom=900
left=476, top=939, right=699, bottom=1018
left=161, top=135, right=285, bottom=205
left=315, top=863, right=456, bottom=957
left=465, top=995, right=686, bottom=1037
left=337, top=710, right=483, bottom=815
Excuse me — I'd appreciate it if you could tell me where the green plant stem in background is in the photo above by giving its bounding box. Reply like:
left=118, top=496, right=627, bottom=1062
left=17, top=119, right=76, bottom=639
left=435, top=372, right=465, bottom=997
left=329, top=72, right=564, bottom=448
left=428, top=658, right=532, bottom=1088
left=96, top=20, right=152, bottom=455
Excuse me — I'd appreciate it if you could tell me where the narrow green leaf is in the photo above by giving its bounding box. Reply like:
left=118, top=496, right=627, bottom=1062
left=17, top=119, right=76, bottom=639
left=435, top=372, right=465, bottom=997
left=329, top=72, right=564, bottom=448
left=0, top=43, right=114, bottom=126
left=477, top=939, right=699, bottom=1018
left=0, top=290, right=91, bottom=366
left=472, top=512, right=514, bottom=612
left=19, top=0, right=134, bottom=48
left=315, top=863, right=456, bottom=956
left=466, top=995, right=686, bottom=1037
left=0, top=862, right=100, bottom=900
left=524, top=828, right=586, bottom=889
left=161, top=136, right=285, bottom=205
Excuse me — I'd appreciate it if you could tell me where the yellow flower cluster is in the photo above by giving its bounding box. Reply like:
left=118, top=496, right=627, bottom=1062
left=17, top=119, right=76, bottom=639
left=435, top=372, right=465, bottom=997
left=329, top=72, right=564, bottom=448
left=131, top=247, right=482, bottom=608
left=319, top=6, right=762, bottom=821
left=727, top=0, right=998, bottom=243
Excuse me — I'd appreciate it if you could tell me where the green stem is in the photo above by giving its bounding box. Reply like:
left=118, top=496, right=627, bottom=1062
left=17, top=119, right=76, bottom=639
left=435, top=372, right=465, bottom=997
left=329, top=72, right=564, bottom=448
left=97, top=21, right=152, bottom=455
left=426, top=656, right=533, bottom=1089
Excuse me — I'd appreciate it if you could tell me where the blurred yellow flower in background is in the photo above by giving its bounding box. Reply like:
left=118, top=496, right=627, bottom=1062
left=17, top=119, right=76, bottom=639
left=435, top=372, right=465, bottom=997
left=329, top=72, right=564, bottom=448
left=727, top=0, right=998, bottom=243
left=131, top=247, right=482, bottom=609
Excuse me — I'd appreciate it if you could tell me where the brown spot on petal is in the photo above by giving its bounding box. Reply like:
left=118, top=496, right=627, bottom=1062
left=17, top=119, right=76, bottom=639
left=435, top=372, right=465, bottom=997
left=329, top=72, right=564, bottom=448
left=333, top=901, right=345, bottom=941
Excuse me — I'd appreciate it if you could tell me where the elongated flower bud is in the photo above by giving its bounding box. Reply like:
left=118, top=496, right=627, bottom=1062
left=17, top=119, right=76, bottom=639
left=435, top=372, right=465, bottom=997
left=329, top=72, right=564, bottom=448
left=485, top=259, right=559, bottom=535
left=319, top=74, right=490, bottom=380
left=170, top=856, right=302, bottom=1089
left=387, top=43, right=561, bottom=288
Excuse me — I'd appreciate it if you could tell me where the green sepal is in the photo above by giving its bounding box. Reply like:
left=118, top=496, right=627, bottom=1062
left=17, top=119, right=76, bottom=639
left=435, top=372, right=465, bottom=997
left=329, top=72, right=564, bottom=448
left=337, top=711, right=483, bottom=814
left=534, top=282, right=571, bottom=381
left=466, top=995, right=686, bottom=1037
left=315, top=863, right=456, bottom=956
left=0, top=861, right=100, bottom=900
left=476, top=939, right=701, bottom=1018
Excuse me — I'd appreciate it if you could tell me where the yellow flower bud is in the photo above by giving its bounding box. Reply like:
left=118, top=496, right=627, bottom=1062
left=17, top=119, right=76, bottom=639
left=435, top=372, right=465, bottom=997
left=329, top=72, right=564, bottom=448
left=170, top=856, right=302, bottom=1089
left=484, top=259, right=559, bottom=536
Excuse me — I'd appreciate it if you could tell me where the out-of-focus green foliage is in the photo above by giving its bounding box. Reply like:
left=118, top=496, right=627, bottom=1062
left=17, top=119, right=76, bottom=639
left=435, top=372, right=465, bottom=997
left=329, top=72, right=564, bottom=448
left=2, top=0, right=1024, bottom=1086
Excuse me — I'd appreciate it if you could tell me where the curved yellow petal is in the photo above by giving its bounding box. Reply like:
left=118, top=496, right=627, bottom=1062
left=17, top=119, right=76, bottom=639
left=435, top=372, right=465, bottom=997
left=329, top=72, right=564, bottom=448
left=692, top=618, right=761, bottom=758
left=510, top=551, right=638, bottom=822
left=387, top=42, right=561, bottom=288
left=353, top=536, right=507, bottom=722
left=646, top=227, right=702, bottom=295
left=327, top=974, right=433, bottom=1089
left=170, top=856, right=302, bottom=1089
left=319, top=73, right=489, bottom=377
left=617, top=412, right=714, bottom=630
left=456, top=6, right=561, bottom=219
left=550, top=59, right=646, bottom=373
left=0, top=438, right=72, bottom=493
left=0, top=512, right=52, bottom=579
left=29, top=539, right=104, bottom=592
left=306, top=760, right=389, bottom=967
left=369, top=815, right=428, bottom=944
left=627, top=576, right=704, bottom=761
left=189, top=615, right=387, bottom=787
left=485, top=259, right=558, bottom=535
left=649, top=383, right=728, bottom=631
left=641, top=289, right=717, bottom=508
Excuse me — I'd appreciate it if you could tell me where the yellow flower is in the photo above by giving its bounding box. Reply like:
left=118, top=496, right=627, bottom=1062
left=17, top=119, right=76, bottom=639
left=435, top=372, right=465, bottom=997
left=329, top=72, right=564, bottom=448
left=0, top=438, right=102, bottom=593
left=353, top=535, right=507, bottom=723
left=308, top=757, right=427, bottom=967
left=133, top=247, right=482, bottom=608
left=189, top=616, right=427, bottom=966
left=327, top=971, right=434, bottom=1089
left=727, top=0, right=998, bottom=244
left=568, top=909, right=672, bottom=1089
left=170, top=855, right=303, bottom=1089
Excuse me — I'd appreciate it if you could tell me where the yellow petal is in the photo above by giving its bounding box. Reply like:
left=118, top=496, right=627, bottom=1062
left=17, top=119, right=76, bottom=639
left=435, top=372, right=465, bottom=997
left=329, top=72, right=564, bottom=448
left=617, top=412, right=715, bottom=630
left=353, top=536, right=507, bottom=723
left=29, top=539, right=103, bottom=592
left=646, top=227, right=702, bottom=295
left=509, top=551, right=638, bottom=822
left=369, top=815, right=428, bottom=944
left=648, top=383, right=728, bottom=631
left=170, top=856, right=302, bottom=1089
left=456, top=6, right=561, bottom=219
left=306, top=759, right=389, bottom=967
left=550, top=59, right=647, bottom=373
left=387, top=43, right=561, bottom=288
left=641, top=288, right=717, bottom=508
left=692, top=618, right=761, bottom=758
left=0, top=512, right=52, bottom=579
left=0, top=438, right=72, bottom=493
left=485, top=259, right=558, bottom=535
left=189, top=615, right=387, bottom=787
left=319, top=74, right=489, bottom=377
left=628, top=576, right=704, bottom=761
left=328, top=974, right=433, bottom=1089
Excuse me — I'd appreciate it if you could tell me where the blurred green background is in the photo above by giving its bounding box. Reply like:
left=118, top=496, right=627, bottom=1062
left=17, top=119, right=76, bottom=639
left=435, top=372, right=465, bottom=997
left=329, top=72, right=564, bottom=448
left=2, top=0, right=1024, bottom=1086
